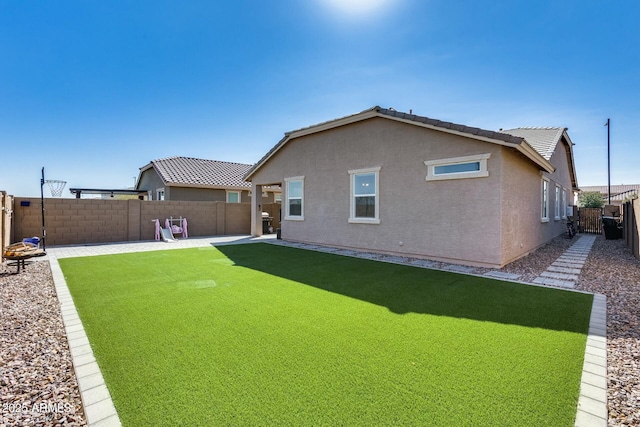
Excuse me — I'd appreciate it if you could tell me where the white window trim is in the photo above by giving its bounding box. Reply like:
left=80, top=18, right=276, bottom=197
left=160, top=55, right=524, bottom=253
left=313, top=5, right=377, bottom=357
left=156, top=188, right=165, bottom=201
left=554, top=184, right=561, bottom=220
left=284, top=176, right=304, bottom=221
left=424, top=153, right=490, bottom=181
left=562, top=188, right=567, bottom=219
left=348, top=167, right=381, bottom=224
left=226, top=190, right=241, bottom=203
left=541, top=177, right=550, bottom=223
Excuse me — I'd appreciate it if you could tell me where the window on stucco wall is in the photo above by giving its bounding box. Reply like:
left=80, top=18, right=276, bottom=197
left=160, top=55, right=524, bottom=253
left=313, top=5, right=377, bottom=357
left=285, top=177, right=304, bottom=220
left=541, top=178, right=549, bottom=222
left=226, top=191, right=240, bottom=203
left=424, top=153, right=490, bottom=181
left=555, top=184, right=561, bottom=220
left=349, top=167, right=380, bottom=224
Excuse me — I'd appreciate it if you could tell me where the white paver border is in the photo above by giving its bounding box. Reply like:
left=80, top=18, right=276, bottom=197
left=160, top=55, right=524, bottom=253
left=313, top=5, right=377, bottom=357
left=49, top=253, right=122, bottom=427
left=575, top=293, right=608, bottom=427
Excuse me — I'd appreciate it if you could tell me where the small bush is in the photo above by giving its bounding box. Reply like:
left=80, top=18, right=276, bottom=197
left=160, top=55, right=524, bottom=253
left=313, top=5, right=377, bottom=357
left=579, top=191, right=605, bottom=208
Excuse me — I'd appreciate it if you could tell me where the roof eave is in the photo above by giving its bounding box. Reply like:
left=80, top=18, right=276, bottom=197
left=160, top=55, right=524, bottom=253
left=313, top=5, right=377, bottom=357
left=562, top=129, right=580, bottom=190
left=370, top=113, right=556, bottom=172
left=516, top=142, right=555, bottom=173
left=164, top=182, right=251, bottom=190
left=245, top=107, right=556, bottom=180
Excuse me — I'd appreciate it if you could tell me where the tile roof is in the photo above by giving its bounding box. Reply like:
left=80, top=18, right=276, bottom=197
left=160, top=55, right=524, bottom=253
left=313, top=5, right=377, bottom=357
left=146, top=156, right=252, bottom=188
left=374, top=107, right=526, bottom=145
left=245, top=106, right=559, bottom=181
left=580, top=184, right=640, bottom=200
left=499, top=127, right=567, bottom=160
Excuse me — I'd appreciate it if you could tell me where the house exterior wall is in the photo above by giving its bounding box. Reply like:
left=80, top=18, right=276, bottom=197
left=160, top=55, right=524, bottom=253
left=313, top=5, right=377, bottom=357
left=251, top=117, right=509, bottom=267
left=137, top=167, right=276, bottom=203
left=138, top=169, right=166, bottom=200
left=168, top=186, right=229, bottom=202
left=499, top=137, right=574, bottom=264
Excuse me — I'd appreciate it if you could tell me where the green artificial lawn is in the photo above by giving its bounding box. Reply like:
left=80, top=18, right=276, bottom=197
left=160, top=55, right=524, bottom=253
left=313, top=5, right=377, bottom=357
left=60, top=243, right=593, bottom=426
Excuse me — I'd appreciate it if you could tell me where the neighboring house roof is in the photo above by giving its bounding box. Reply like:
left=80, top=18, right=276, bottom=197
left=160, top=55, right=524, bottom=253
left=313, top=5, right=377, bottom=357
left=245, top=106, right=557, bottom=181
left=138, top=156, right=253, bottom=189
left=580, top=184, right=640, bottom=201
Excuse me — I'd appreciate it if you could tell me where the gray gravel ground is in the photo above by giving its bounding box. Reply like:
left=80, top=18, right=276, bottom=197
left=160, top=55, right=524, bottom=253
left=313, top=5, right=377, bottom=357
left=1, top=234, right=638, bottom=426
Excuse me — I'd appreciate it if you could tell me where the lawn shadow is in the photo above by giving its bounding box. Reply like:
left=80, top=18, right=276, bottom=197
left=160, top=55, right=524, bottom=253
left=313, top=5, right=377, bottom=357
left=216, top=243, right=593, bottom=335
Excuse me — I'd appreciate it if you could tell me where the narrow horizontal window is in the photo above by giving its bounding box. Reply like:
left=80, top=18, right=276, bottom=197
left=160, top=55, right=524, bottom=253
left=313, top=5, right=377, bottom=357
left=425, top=153, right=490, bottom=181
left=434, top=162, right=480, bottom=175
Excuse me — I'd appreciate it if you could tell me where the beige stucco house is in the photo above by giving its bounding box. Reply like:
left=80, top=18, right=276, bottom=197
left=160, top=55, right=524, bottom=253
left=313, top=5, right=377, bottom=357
left=245, top=106, right=579, bottom=268
left=136, top=156, right=280, bottom=203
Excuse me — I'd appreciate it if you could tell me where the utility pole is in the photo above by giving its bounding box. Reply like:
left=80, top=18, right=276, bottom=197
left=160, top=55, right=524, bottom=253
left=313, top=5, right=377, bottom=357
left=606, top=118, right=611, bottom=205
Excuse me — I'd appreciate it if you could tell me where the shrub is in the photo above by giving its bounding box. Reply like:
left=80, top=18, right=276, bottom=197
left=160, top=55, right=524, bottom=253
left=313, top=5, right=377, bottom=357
left=578, top=191, right=605, bottom=208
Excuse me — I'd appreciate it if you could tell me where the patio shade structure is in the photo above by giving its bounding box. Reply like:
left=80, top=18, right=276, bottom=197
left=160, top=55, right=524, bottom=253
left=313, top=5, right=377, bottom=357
left=69, top=188, right=149, bottom=199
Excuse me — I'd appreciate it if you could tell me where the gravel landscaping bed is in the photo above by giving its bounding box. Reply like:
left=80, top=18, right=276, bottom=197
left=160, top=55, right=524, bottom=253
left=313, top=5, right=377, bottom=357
left=1, top=234, right=637, bottom=426
left=1, top=260, right=86, bottom=426
left=577, top=235, right=640, bottom=427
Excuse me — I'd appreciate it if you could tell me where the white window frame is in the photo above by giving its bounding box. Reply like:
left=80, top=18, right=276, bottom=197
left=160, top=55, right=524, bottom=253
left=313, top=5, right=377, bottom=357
left=226, top=190, right=241, bottom=203
left=284, top=176, right=304, bottom=221
left=554, top=184, right=561, bottom=220
left=156, top=188, right=165, bottom=201
left=348, top=167, right=381, bottom=224
left=274, top=193, right=282, bottom=203
left=424, top=153, right=490, bottom=181
left=562, top=188, right=567, bottom=219
left=541, top=177, right=549, bottom=222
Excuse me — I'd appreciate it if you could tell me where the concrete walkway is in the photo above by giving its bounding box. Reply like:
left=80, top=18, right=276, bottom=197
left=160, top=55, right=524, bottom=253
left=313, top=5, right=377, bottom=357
left=45, top=234, right=607, bottom=426
left=533, top=235, right=597, bottom=288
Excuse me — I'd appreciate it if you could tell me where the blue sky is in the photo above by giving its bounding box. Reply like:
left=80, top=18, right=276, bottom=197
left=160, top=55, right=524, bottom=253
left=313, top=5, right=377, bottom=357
left=1, top=0, right=638, bottom=197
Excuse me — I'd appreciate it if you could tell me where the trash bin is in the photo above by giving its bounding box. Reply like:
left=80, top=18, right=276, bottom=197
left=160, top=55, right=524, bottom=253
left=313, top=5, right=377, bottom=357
left=276, top=228, right=281, bottom=239
left=602, top=216, right=623, bottom=240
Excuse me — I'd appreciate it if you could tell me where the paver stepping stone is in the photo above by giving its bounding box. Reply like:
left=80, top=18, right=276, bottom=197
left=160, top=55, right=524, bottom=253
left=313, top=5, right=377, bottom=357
left=483, top=271, right=522, bottom=280
left=444, top=264, right=475, bottom=273
left=533, top=277, right=575, bottom=288
left=409, top=259, right=437, bottom=268
left=541, top=271, right=579, bottom=281
left=553, top=261, right=584, bottom=268
left=356, top=252, right=381, bottom=260
left=380, top=255, right=410, bottom=264
left=548, top=266, right=582, bottom=274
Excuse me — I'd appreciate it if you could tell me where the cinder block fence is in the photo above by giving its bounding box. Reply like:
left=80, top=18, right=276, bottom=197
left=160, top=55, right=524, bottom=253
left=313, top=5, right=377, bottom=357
left=11, top=198, right=277, bottom=246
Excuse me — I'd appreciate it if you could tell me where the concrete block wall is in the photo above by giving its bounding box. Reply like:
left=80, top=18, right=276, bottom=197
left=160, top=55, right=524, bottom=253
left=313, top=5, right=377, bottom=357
left=12, top=198, right=262, bottom=246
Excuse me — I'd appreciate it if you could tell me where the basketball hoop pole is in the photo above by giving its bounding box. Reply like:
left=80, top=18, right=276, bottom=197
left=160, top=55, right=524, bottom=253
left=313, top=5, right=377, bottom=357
left=40, top=167, right=47, bottom=251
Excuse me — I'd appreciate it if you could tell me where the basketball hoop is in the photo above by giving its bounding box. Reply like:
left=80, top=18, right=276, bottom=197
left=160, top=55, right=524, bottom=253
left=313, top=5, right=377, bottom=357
left=45, top=180, right=67, bottom=197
